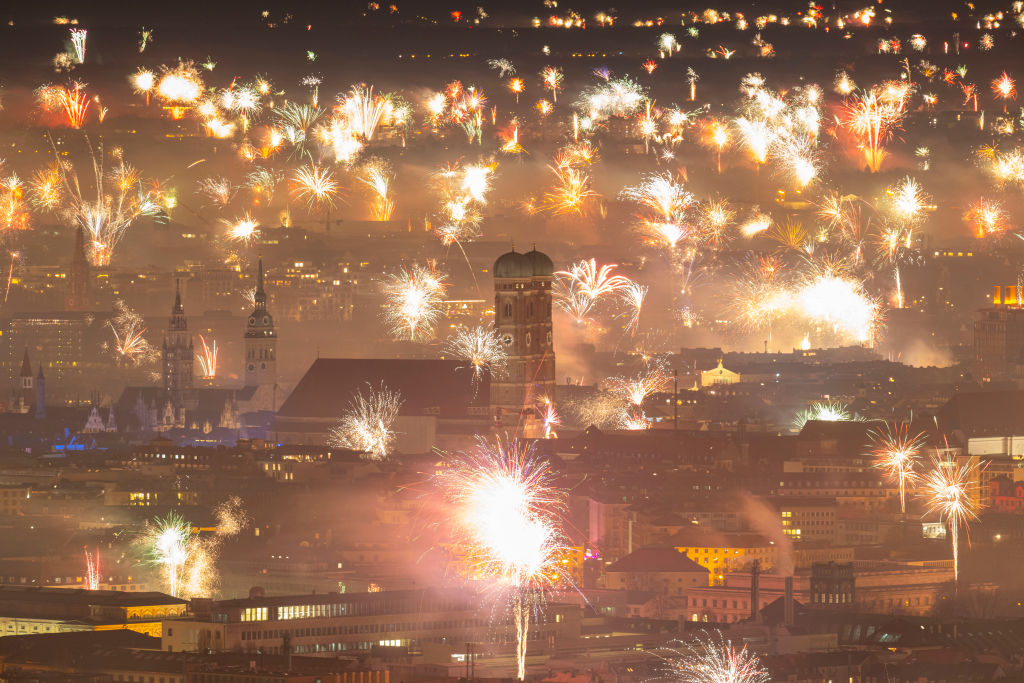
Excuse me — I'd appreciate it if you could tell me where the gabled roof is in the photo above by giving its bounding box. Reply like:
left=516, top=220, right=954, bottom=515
left=277, top=358, right=488, bottom=419
left=605, top=546, right=710, bottom=574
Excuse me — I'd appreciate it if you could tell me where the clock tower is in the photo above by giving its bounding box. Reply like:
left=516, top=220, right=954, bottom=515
left=244, top=257, right=277, bottom=410
left=490, top=246, right=556, bottom=432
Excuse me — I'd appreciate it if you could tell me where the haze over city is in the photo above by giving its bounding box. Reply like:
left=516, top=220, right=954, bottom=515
left=0, top=1, right=1022, bottom=681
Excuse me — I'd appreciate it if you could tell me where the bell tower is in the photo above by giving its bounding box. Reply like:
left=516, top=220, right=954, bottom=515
left=244, top=258, right=277, bottom=409
left=490, top=246, right=556, bottom=432
left=163, top=278, right=194, bottom=402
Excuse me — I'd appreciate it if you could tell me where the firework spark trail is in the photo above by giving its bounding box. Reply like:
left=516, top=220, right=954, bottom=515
left=139, top=498, right=247, bottom=599
left=793, top=399, right=856, bottom=430
left=620, top=282, right=648, bottom=336
left=841, top=88, right=905, bottom=173
left=921, top=453, right=982, bottom=583
left=69, top=28, right=87, bottom=64
left=655, top=631, right=769, bottom=683
left=84, top=548, right=100, bottom=590
left=444, top=326, right=508, bottom=389
left=291, top=164, right=342, bottom=213
left=436, top=437, right=573, bottom=680
left=382, top=264, right=449, bottom=340
left=358, top=159, right=395, bottom=221
left=328, top=382, right=403, bottom=460
left=53, top=142, right=163, bottom=266
left=870, top=422, right=925, bottom=514
left=554, top=259, right=632, bottom=325
left=107, top=300, right=159, bottom=366
left=197, top=334, right=218, bottom=379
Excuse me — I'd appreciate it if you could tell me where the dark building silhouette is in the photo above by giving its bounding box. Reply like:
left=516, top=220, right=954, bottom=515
left=65, top=225, right=90, bottom=311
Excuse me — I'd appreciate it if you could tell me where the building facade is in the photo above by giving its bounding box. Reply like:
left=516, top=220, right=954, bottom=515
left=244, top=259, right=277, bottom=411
left=490, top=247, right=555, bottom=433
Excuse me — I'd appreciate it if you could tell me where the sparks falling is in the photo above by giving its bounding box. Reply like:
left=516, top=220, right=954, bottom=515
left=870, top=422, right=925, bottom=514
left=921, top=454, right=981, bottom=583
left=436, top=437, right=573, bottom=680
left=328, top=383, right=403, bottom=460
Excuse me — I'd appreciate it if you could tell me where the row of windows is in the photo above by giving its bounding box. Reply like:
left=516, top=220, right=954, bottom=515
left=241, top=618, right=486, bottom=641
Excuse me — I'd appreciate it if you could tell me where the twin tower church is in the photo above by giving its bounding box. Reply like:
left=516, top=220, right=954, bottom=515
left=122, top=246, right=556, bottom=442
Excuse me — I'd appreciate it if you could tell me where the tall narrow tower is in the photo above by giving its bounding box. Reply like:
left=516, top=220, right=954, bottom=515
left=17, top=348, right=34, bottom=414
left=65, top=225, right=90, bottom=311
left=244, top=258, right=277, bottom=409
left=163, top=279, right=194, bottom=401
left=490, top=246, right=556, bottom=430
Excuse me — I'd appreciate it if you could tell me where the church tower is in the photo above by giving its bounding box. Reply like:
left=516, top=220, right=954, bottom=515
left=65, top=225, right=90, bottom=311
left=490, top=246, right=556, bottom=432
left=16, top=348, right=34, bottom=414
left=244, top=258, right=277, bottom=410
left=162, top=279, right=194, bottom=402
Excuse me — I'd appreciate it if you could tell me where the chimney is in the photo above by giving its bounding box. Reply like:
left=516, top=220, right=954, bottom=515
left=750, top=560, right=760, bottom=622
left=283, top=632, right=292, bottom=672
left=784, top=575, right=794, bottom=627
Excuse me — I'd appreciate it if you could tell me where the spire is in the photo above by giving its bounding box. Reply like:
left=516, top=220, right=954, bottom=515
left=172, top=278, right=184, bottom=315
left=253, top=257, right=267, bottom=311
left=37, top=364, right=44, bottom=380
left=19, top=348, right=32, bottom=378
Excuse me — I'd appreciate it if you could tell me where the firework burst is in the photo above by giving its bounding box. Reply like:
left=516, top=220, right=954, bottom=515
left=921, top=454, right=982, bottom=583
left=870, top=422, right=925, bottom=514
left=444, top=326, right=508, bottom=388
left=106, top=300, right=159, bottom=366
left=436, top=437, right=573, bottom=680
left=328, top=383, right=403, bottom=460
left=655, top=632, right=769, bottom=683
left=382, top=264, right=449, bottom=340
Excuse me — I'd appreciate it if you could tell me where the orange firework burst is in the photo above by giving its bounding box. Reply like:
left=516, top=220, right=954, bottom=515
left=965, top=198, right=1008, bottom=237
left=841, top=89, right=905, bottom=173
left=992, top=72, right=1016, bottom=112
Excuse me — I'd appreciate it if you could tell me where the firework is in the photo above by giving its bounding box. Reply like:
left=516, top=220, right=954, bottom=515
left=607, top=363, right=671, bottom=406
left=196, top=176, right=236, bottom=208
left=870, top=422, right=925, bottom=514
left=656, top=632, right=769, bottom=683
left=382, top=264, right=449, bottom=340
left=436, top=437, right=573, bottom=680
left=53, top=145, right=162, bottom=266
left=444, top=326, right=508, bottom=387
left=992, top=72, right=1016, bottom=112
left=107, top=300, right=159, bottom=366
left=156, top=62, right=203, bottom=106
left=700, top=198, right=736, bottom=248
left=740, top=212, right=772, bottom=237
left=328, top=383, right=403, bottom=460
left=84, top=548, right=100, bottom=590
left=69, top=28, right=87, bottom=64
left=921, top=454, right=981, bottom=583
left=358, top=159, right=395, bottom=221
left=620, top=172, right=696, bottom=249
left=540, top=163, right=598, bottom=216
left=887, top=176, right=930, bottom=224
left=139, top=498, right=246, bottom=598
left=620, top=282, right=648, bottom=336
left=36, top=83, right=90, bottom=129
left=687, top=67, right=699, bottom=101
left=796, top=262, right=881, bottom=345
left=841, top=89, right=905, bottom=173
left=578, top=77, right=646, bottom=121
left=541, top=66, right=563, bottom=102
left=554, top=259, right=632, bottom=326
left=131, top=69, right=156, bottom=105
left=138, top=27, right=153, bottom=52
left=730, top=256, right=789, bottom=341
left=27, top=164, right=62, bottom=212
left=793, top=399, right=856, bottom=430
left=735, top=117, right=773, bottom=167
left=291, top=164, right=342, bottom=213
left=197, top=334, right=217, bottom=379
left=965, top=198, right=1008, bottom=238
left=488, top=58, right=516, bottom=77
left=340, top=84, right=391, bottom=141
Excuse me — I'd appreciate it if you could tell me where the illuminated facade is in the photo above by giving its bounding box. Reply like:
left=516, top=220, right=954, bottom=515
left=244, top=258, right=278, bottom=411
left=490, top=247, right=556, bottom=431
